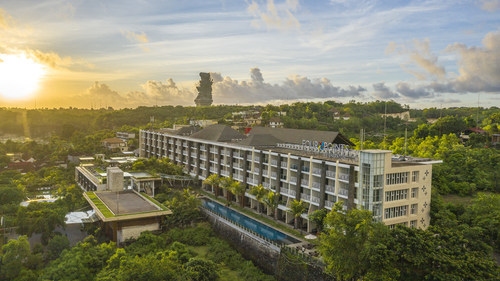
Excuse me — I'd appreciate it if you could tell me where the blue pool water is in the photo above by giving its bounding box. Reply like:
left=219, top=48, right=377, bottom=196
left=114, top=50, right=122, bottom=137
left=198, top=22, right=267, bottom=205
left=202, top=200, right=300, bottom=244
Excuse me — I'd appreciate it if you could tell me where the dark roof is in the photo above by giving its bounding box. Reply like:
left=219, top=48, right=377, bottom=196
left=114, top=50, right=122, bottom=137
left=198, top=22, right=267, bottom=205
left=175, top=126, right=200, bottom=136
left=237, top=133, right=282, bottom=147
left=243, top=127, right=353, bottom=147
left=190, top=125, right=246, bottom=142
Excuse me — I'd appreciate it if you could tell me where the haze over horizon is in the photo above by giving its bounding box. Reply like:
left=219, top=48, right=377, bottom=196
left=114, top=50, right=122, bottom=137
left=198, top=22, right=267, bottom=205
left=0, top=0, right=499, bottom=109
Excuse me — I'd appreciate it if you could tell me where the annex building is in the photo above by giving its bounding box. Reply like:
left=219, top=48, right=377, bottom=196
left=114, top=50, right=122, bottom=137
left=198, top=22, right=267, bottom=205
left=140, top=125, right=440, bottom=232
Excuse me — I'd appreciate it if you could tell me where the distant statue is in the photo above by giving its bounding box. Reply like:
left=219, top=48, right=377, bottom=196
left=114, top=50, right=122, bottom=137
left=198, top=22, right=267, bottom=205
left=194, top=72, right=213, bottom=106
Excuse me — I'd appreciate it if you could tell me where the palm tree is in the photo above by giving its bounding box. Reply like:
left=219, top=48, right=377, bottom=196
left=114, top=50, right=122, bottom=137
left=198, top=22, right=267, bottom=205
left=229, top=180, right=247, bottom=207
left=263, top=190, right=280, bottom=220
left=289, top=199, right=306, bottom=229
left=203, top=174, right=220, bottom=197
left=249, top=184, right=268, bottom=213
left=219, top=177, right=233, bottom=201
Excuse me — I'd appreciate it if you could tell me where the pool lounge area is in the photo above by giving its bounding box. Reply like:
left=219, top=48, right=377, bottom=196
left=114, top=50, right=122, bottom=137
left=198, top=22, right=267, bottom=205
left=202, top=199, right=300, bottom=245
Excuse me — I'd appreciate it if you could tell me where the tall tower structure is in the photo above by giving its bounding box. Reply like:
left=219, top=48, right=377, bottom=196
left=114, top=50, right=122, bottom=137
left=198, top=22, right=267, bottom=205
left=194, top=72, right=213, bottom=106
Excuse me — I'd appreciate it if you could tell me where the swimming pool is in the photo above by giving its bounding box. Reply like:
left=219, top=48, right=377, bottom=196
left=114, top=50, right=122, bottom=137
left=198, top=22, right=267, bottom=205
left=202, top=199, right=300, bottom=245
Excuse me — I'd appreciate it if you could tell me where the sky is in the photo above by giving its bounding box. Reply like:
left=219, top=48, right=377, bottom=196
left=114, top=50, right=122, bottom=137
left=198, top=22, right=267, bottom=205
left=0, top=0, right=499, bottom=109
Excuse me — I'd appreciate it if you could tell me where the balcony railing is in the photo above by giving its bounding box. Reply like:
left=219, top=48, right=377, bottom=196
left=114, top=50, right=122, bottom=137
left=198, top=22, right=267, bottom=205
left=311, top=182, right=320, bottom=189
left=281, top=162, right=288, bottom=168
left=325, top=200, right=335, bottom=208
left=311, top=196, right=320, bottom=203
left=339, top=173, right=350, bottom=181
left=290, top=177, right=297, bottom=184
left=326, top=170, right=336, bottom=178
left=325, top=185, right=335, bottom=193
left=301, top=179, right=309, bottom=186
left=271, top=160, right=278, bottom=166
left=339, top=189, right=349, bottom=196
left=301, top=193, right=311, bottom=201
left=312, top=168, right=322, bottom=175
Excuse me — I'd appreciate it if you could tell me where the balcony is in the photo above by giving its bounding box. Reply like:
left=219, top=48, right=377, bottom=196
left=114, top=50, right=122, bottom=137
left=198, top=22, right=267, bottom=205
left=263, top=182, right=270, bottom=188
left=289, top=177, right=297, bottom=184
left=325, top=200, right=335, bottom=208
left=311, top=181, right=320, bottom=189
left=271, top=172, right=277, bottom=179
left=326, top=170, right=336, bottom=178
left=312, top=168, right=322, bottom=175
left=221, top=170, right=229, bottom=177
left=301, top=179, right=309, bottom=186
left=311, top=196, right=320, bottom=204
left=301, top=193, right=311, bottom=201
left=254, top=157, right=260, bottom=163
left=290, top=164, right=298, bottom=171
left=339, top=173, right=350, bottom=181
left=339, top=189, right=349, bottom=196
left=281, top=162, right=288, bottom=168
left=281, top=188, right=289, bottom=195
left=325, top=185, right=335, bottom=193
left=263, top=170, right=268, bottom=177
left=271, top=159, right=278, bottom=166
left=253, top=167, right=260, bottom=174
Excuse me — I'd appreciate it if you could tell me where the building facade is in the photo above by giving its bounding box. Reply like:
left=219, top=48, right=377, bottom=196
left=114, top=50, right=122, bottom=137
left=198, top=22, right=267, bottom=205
left=140, top=126, right=438, bottom=231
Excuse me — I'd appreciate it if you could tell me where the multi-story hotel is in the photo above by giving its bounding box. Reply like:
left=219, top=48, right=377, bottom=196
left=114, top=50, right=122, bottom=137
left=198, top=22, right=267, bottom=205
left=140, top=125, right=440, bottom=232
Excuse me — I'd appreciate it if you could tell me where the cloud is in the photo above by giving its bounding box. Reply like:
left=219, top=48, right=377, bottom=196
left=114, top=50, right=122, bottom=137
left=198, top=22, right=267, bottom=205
left=372, top=82, right=400, bottom=99
left=247, top=0, right=300, bottom=31
left=479, top=0, right=500, bottom=12
left=121, top=30, right=150, bottom=51
left=211, top=67, right=365, bottom=104
left=140, top=79, right=195, bottom=105
left=0, top=8, right=14, bottom=30
left=395, top=82, right=433, bottom=99
left=386, top=39, right=445, bottom=80
left=445, top=29, right=500, bottom=93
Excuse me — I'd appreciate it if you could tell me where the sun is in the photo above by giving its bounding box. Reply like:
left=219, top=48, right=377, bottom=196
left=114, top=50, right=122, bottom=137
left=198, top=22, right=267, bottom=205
left=0, top=53, right=46, bottom=100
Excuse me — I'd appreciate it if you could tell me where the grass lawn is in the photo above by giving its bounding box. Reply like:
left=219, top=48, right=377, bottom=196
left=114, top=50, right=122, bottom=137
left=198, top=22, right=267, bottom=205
left=86, top=192, right=114, bottom=217
left=140, top=192, right=169, bottom=211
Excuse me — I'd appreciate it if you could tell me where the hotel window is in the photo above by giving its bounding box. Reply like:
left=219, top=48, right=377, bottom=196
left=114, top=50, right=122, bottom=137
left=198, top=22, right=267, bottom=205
left=411, top=203, right=418, bottom=214
left=410, top=220, right=417, bottom=228
left=384, top=205, right=408, bottom=219
left=373, top=175, right=383, bottom=187
left=411, top=187, right=418, bottom=198
left=412, top=171, right=419, bottom=182
left=386, top=172, right=409, bottom=185
left=385, top=189, right=409, bottom=202
left=373, top=189, right=381, bottom=202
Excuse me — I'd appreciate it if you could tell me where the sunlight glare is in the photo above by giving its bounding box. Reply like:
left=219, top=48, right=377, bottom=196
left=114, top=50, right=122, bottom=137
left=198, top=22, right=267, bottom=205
left=0, top=53, right=46, bottom=100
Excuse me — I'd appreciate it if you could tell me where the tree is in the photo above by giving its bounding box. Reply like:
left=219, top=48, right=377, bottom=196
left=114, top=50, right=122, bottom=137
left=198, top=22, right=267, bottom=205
left=184, top=258, right=219, bottom=281
left=229, top=180, right=246, bottom=207
left=46, top=234, right=70, bottom=260
left=203, top=174, right=220, bottom=196
left=319, top=202, right=398, bottom=280
left=219, top=177, right=233, bottom=201
left=288, top=200, right=306, bottom=229
left=249, top=184, right=268, bottom=213
left=0, top=236, right=32, bottom=280
left=308, top=209, right=328, bottom=234
left=166, top=189, right=201, bottom=227
left=263, top=191, right=279, bottom=220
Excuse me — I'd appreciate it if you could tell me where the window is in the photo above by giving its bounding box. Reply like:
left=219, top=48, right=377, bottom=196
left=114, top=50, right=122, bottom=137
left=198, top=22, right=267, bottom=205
left=373, top=175, right=383, bottom=187
left=412, top=171, right=419, bottom=182
left=373, top=189, right=381, bottom=202
left=384, top=205, right=408, bottom=219
left=386, top=172, right=409, bottom=185
left=385, top=189, right=409, bottom=202
left=410, top=220, right=417, bottom=228
left=411, top=187, right=418, bottom=198
left=411, top=203, right=418, bottom=214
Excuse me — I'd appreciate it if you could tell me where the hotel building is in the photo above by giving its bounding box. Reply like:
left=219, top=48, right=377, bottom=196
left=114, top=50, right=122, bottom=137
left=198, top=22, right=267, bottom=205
left=140, top=125, right=440, bottom=232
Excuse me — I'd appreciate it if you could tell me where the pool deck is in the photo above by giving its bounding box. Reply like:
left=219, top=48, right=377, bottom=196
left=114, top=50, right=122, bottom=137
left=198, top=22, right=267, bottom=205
left=201, top=196, right=304, bottom=245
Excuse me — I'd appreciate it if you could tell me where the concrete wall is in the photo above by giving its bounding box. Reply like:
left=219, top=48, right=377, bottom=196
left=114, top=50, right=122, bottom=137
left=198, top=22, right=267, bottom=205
left=107, top=167, right=124, bottom=191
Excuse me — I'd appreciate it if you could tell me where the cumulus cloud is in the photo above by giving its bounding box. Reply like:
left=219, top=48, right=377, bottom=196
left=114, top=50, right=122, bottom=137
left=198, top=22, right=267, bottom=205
left=479, top=0, right=500, bottom=12
left=386, top=39, right=445, bottom=80
left=372, top=82, right=400, bottom=99
left=140, top=79, right=195, bottom=104
left=247, top=0, right=300, bottom=31
left=211, top=67, right=365, bottom=104
left=445, top=29, right=500, bottom=93
left=395, top=82, right=433, bottom=99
